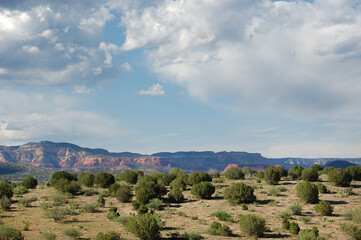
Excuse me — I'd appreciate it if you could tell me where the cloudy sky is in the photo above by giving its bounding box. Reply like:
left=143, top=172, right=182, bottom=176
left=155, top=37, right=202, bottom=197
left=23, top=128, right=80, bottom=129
left=1, top=0, right=361, bottom=158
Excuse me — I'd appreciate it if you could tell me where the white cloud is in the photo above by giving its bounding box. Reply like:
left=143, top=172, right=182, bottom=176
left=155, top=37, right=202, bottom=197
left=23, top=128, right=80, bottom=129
left=0, top=88, right=121, bottom=146
left=0, top=1, right=121, bottom=86
left=120, top=0, right=361, bottom=117
left=121, top=62, right=132, bottom=72
left=139, top=83, right=165, bottom=96
left=73, top=85, right=92, bottom=94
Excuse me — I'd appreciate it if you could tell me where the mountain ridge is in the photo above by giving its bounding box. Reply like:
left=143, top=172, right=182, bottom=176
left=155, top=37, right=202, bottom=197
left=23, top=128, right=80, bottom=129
left=0, top=141, right=360, bottom=172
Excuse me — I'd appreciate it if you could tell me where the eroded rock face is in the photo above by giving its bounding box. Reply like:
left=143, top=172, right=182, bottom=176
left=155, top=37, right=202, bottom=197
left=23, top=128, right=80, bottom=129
left=0, top=141, right=170, bottom=170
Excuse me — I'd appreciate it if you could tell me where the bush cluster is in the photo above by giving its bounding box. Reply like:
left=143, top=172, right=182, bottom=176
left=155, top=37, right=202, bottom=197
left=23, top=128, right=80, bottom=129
left=0, top=225, right=24, bottom=240
left=264, top=166, right=287, bottom=184
left=96, top=231, right=123, bottom=240
left=191, top=182, right=215, bottom=199
left=346, top=165, right=361, bottom=181
left=115, top=184, right=133, bottom=203
left=22, top=176, right=38, bottom=189
left=289, top=222, right=300, bottom=235
left=117, top=170, right=143, bottom=184
left=125, top=213, right=161, bottom=240
left=314, top=200, right=333, bottom=216
left=49, top=171, right=77, bottom=186
left=78, top=172, right=95, bottom=187
left=288, top=166, right=304, bottom=179
left=289, top=203, right=303, bottom=215
left=94, top=172, right=115, bottom=188
left=238, top=214, right=267, bottom=237
left=296, top=182, right=319, bottom=204
left=168, top=187, right=184, bottom=203
left=223, top=182, right=256, bottom=204
left=224, top=167, right=244, bottom=180
left=342, top=223, right=361, bottom=240
left=54, top=179, right=81, bottom=195
left=207, top=222, right=232, bottom=236
left=188, top=172, right=212, bottom=185
left=327, top=168, right=352, bottom=187
left=211, top=211, right=234, bottom=222
left=135, top=176, right=166, bottom=204
left=301, top=168, right=319, bottom=182
left=316, top=183, right=328, bottom=194
left=297, top=227, right=325, bottom=240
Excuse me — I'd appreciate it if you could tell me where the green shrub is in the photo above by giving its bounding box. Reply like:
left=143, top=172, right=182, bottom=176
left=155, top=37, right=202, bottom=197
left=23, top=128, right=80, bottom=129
left=168, top=187, right=184, bottom=203
left=282, top=218, right=290, bottom=230
left=206, top=222, right=232, bottom=236
left=83, top=188, right=98, bottom=196
left=279, top=211, right=291, bottom=219
left=223, top=182, right=256, bottom=204
left=314, top=201, right=333, bottom=216
left=125, top=213, right=161, bottom=240
left=68, top=200, right=79, bottom=210
left=0, top=196, right=12, bottom=211
left=116, top=170, right=140, bottom=184
left=54, top=179, right=81, bottom=195
left=211, top=211, right=234, bottom=222
left=322, top=167, right=334, bottom=175
left=264, top=166, right=286, bottom=184
left=327, top=168, right=352, bottom=187
left=41, top=231, right=57, bottom=240
left=0, top=180, right=13, bottom=199
left=115, top=184, right=132, bottom=203
left=299, top=216, right=311, bottom=223
left=94, top=172, right=115, bottom=188
left=316, top=183, right=328, bottom=194
left=288, top=166, right=304, bottom=179
left=351, top=208, right=361, bottom=224
left=14, top=185, right=28, bottom=195
left=190, top=182, right=215, bottom=199
left=256, top=171, right=264, bottom=179
left=147, top=198, right=163, bottom=210
left=49, top=171, right=77, bottom=186
left=170, top=178, right=187, bottom=191
left=238, top=214, right=266, bottom=237
left=97, top=195, right=105, bottom=207
left=18, top=196, right=37, bottom=207
left=151, top=173, right=176, bottom=186
left=78, top=172, right=95, bottom=187
left=106, top=207, right=120, bottom=220
left=342, top=223, right=361, bottom=240
left=182, top=231, right=202, bottom=240
left=22, top=220, right=29, bottom=231
left=297, top=227, right=325, bottom=240
left=337, top=188, right=354, bottom=198
left=51, top=194, right=68, bottom=204
left=45, top=207, right=71, bottom=222
left=289, top=222, right=300, bottom=235
left=224, top=167, right=244, bottom=180
left=267, top=186, right=286, bottom=196
left=0, top=225, right=24, bottom=240
left=289, top=203, right=303, bottom=215
left=135, top=176, right=167, bottom=204
left=96, top=231, right=123, bottom=240
left=22, top=176, right=38, bottom=189
left=310, top=165, right=323, bottom=172
left=241, top=203, right=248, bottom=210
left=108, top=183, right=120, bottom=196
left=137, top=205, right=149, bottom=215
left=296, top=182, right=319, bottom=204
left=62, top=227, right=81, bottom=238
left=81, top=203, right=98, bottom=213
left=346, top=165, right=361, bottom=181
left=188, top=172, right=212, bottom=185
left=302, top=168, right=319, bottom=182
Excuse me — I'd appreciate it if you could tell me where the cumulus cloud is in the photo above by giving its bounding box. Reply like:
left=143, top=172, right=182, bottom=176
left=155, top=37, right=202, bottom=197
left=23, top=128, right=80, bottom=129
left=0, top=0, right=120, bottom=86
left=0, top=88, right=121, bottom=146
left=120, top=0, right=361, bottom=116
left=139, top=83, right=165, bottom=96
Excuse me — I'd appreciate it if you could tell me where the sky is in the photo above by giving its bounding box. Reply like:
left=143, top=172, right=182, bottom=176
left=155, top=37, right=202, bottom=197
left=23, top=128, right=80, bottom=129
left=1, top=0, right=361, bottom=158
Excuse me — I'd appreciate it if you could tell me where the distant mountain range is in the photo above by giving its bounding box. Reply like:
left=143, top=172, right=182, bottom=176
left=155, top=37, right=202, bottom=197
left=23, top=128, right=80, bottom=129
left=0, top=141, right=360, bottom=173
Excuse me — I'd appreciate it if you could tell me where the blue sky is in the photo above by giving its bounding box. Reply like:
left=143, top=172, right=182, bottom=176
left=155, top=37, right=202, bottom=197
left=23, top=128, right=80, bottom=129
left=1, top=0, right=361, bottom=158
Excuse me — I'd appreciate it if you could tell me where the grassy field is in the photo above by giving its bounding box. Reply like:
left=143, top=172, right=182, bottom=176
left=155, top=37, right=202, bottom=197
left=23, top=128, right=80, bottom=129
left=1, top=173, right=360, bottom=239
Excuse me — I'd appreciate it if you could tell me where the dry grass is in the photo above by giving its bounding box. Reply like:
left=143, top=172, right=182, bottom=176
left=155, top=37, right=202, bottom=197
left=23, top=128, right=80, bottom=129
left=1, top=174, right=360, bottom=239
